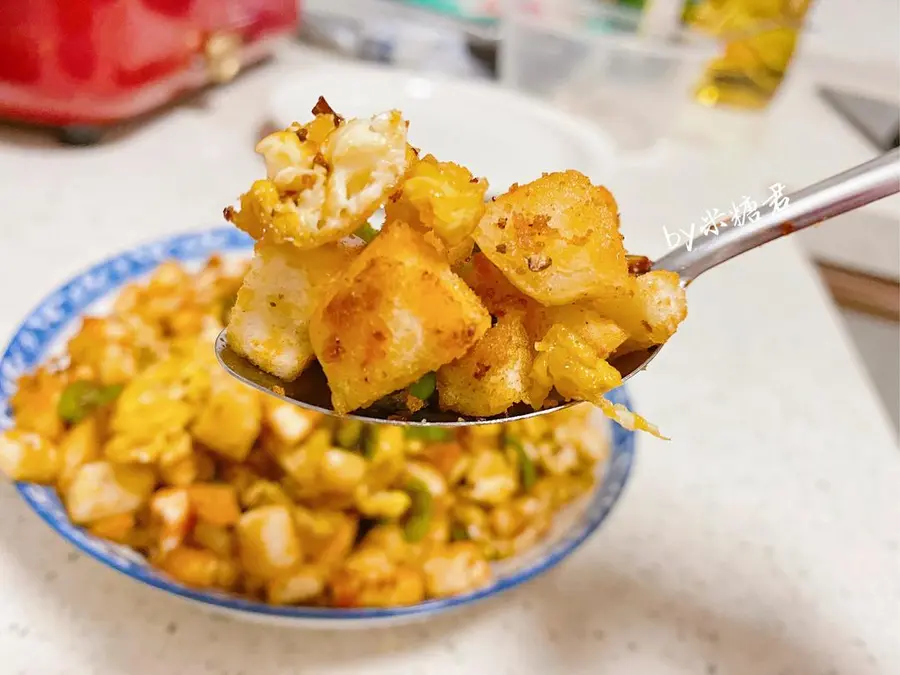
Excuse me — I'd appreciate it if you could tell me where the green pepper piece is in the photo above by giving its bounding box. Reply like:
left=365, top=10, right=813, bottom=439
left=355, top=222, right=379, bottom=244
left=450, top=523, right=470, bottom=542
left=58, top=381, right=124, bottom=424
left=404, top=426, right=452, bottom=442
left=403, top=478, right=433, bottom=543
left=408, top=372, right=436, bottom=401
left=507, top=436, right=536, bottom=492
left=336, top=419, right=364, bottom=450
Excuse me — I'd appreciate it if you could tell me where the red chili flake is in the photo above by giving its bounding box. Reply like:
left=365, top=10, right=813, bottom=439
left=222, top=206, right=235, bottom=222
left=626, top=255, right=652, bottom=275
left=495, top=244, right=507, bottom=254
left=296, top=128, right=308, bottom=142
left=311, top=95, right=344, bottom=124
left=496, top=217, right=507, bottom=230
left=311, top=96, right=333, bottom=116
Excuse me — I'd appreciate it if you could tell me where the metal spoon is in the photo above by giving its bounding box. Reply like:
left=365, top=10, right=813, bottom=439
left=217, top=149, right=900, bottom=426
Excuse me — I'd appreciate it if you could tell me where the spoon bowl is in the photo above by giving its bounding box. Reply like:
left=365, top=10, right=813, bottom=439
left=216, top=331, right=660, bottom=426
left=216, top=149, right=900, bottom=426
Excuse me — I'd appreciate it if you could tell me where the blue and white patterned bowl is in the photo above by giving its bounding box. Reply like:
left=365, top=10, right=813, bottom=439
left=0, top=228, right=636, bottom=628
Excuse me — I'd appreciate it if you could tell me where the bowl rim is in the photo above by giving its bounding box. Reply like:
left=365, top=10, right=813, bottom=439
left=0, top=227, right=636, bottom=622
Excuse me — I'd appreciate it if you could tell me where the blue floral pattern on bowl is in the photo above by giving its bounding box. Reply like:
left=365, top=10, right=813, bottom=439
left=0, top=227, right=636, bottom=625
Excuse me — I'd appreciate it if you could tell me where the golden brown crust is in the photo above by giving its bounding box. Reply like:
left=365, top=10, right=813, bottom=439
left=437, top=313, right=534, bottom=417
left=474, top=170, right=633, bottom=306
left=309, top=222, right=491, bottom=414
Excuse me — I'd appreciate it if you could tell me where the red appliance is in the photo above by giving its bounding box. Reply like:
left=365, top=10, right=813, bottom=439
left=0, top=0, right=298, bottom=144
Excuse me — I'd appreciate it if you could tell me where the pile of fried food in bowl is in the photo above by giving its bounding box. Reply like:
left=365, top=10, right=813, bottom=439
left=0, top=97, right=685, bottom=612
left=0, top=256, right=611, bottom=607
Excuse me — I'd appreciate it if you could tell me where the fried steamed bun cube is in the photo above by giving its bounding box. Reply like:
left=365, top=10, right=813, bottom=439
left=385, top=153, right=488, bottom=253
left=459, top=253, right=536, bottom=319
left=226, top=239, right=359, bottom=381
left=592, top=270, right=687, bottom=354
left=437, top=312, right=534, bottom=417
left=227, top=98, right=409, bottom=249
left=473, top=170, right=633, bottom=306
left=309, top=221, right=491, bottom=414
left=458, top=252, right=553, bottom=344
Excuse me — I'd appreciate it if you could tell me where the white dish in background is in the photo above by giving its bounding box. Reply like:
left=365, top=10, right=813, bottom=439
left=268, top=63, right=618, bottom=193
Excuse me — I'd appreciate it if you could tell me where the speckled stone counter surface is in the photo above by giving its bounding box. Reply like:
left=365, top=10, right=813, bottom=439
left=0, top=46, right=898, bottom=675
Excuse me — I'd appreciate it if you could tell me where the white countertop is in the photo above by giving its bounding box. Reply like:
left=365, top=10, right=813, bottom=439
left=0, top=44, right=898, bottom=675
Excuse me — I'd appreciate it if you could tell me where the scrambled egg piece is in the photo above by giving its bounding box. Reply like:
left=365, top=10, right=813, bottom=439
left=384, top=153, right=489, bottom=247
left=524, top=303, right=667, bottom=437
left=530, top=323, right=624, bottom=410
left=227, top=98, right=409, bottom=250
left=528, top=305, right=626, bottom=403
left=309, top=221, right=491, bottom=414
left=226, top=239, right=359, bottom=380
left=437, top=312, right=534, bottom=417
left=104, top=350, right=209, bottom=464
left=525, top=302, right=665, bottom=436
left=474, top=170, right=633, bottom=306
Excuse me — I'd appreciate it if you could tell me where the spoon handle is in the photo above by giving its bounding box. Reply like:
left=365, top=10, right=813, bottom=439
left=654, top=148, right=900, bottom=284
